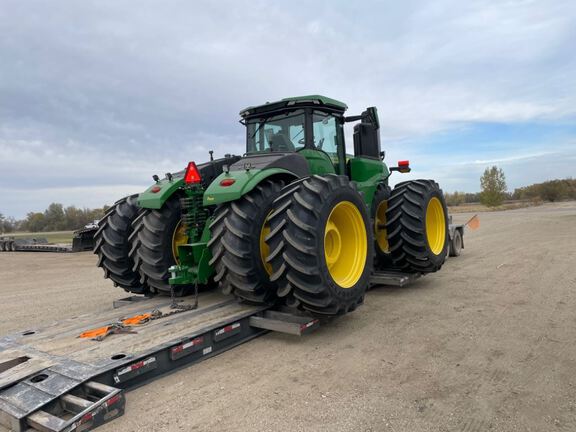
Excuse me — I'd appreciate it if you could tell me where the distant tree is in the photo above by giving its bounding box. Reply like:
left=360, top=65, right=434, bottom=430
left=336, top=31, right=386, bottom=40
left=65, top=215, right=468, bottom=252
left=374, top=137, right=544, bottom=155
left=1, top=216, right=17, bottom=233
left=22, top=212, right=46, bottom=232
left=445, top=191, right=466, bottom=206
left=480, top=166, right=507, bottom=207
left=43, top=203, right=66, bottom=231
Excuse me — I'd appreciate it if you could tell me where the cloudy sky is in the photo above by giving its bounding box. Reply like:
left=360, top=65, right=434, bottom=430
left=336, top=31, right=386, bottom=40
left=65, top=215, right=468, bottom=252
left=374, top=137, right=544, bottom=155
left=1, top=0, right=575, bottom=218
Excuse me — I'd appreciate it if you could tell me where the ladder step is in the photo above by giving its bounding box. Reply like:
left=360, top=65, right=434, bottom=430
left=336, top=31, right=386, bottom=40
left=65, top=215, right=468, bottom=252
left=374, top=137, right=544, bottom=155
left=61, top=394, right=93, bottom=413
left=27, top=410, right=67, bottom=432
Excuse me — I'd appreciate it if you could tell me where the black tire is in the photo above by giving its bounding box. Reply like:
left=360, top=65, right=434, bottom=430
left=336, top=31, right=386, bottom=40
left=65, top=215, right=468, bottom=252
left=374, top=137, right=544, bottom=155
left=208, top=179, right=287, bottom=304
left=0, top=242, right=5, bottom=252
left=11, top=242, right=17, bottom=251
left=386, top=179, right=449, bottom=273
left=267, top=175, right=374, bottom=316
left=371, top=183, right=393, bottom=269
left=131, top=195, right=189, bottom=295
left=94, top=195, right=148, bottom=294
left=449, top=229, right=462, bottom=257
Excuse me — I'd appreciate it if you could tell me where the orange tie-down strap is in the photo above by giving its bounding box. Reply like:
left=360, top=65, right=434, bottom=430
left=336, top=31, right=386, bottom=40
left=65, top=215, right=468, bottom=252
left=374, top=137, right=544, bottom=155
left=79, top=313, right=153, bottom=339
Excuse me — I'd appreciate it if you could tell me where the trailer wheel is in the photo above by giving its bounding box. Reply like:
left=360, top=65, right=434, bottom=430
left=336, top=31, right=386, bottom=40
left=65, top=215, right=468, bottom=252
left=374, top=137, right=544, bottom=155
left=0, top=242, right=4, bottom=252
left=386, top=180, right=449, bottom=273
left=10, top=242, right=17, bottom=251
left=131, top=195, right=190, bottom=295
left=208, top=179, right=286, bottom=304
left=449, top=228, right=462, bottom=257
left=267, top=175, right=373, bottom=316
left=94, top=195, right=148, bottom=294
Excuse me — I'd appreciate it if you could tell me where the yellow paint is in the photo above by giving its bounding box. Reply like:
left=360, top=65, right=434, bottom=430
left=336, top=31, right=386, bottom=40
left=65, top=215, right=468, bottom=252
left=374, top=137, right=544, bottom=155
left=425, top=197, right=446, bottom=255
left=259, top=211, right=273, bottom=275
left=324, top=201, right=367, bottom=288
left=375, top=200, right=389, bottom=253
left=171, top=221, right=189, bottom=262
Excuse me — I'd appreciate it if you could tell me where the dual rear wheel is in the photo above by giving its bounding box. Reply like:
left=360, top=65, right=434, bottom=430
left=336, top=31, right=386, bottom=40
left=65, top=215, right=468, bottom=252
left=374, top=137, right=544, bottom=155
left=209, top=176, right=449, bottom=316
left=209, top=174, right=374, bottom=315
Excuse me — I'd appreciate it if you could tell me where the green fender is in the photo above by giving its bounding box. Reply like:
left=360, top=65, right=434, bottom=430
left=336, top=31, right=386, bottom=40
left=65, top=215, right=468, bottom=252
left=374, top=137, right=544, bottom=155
left=203, top=168, right=298, bottom=206
left=137, top=177, right=184, bottom=209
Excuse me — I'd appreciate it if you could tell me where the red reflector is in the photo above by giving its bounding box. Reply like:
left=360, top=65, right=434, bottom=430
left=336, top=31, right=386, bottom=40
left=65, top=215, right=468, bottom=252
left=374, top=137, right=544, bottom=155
left=150, top=186, right=161, bottom=193
left=398, top=160, right=410, bottom=167
left=184, top=161, right=201, bottom=184
left=220, top=178, right=236, bottom=187
left=81, top=413, right=93, bottom=423
left=106, top=394, right=121, bottom=407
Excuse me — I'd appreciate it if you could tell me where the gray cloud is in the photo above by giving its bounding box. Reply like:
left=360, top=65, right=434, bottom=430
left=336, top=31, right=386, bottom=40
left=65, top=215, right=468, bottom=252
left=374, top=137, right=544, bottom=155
left=1, top=0, right=575, bottom=218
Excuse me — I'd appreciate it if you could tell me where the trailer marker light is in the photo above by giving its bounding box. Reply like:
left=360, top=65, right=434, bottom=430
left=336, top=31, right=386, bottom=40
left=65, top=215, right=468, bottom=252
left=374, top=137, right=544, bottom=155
left=220, top=178, right=236, bottom=187
left=106, top=394, right=121, bottom=407
left=184, top=161, right=201, bottom=184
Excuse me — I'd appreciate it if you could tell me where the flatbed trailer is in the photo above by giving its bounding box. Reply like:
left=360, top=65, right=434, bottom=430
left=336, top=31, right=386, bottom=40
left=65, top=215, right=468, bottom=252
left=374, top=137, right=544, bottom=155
left=0, top=270, right=424, bottom=432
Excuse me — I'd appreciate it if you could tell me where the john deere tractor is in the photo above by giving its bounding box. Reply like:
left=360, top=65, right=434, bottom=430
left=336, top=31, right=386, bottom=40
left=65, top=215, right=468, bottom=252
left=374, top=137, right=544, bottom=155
left=94, top=95, right=449, bottom=315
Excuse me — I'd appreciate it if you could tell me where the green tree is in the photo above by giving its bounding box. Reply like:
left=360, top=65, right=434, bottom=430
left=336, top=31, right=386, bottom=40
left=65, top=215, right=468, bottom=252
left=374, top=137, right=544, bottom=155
left=445, top=191, right=465, bottom=206
left=480, top=166, right=507, bottom=207
left=22, top=212, right=46, bottom=232
left=43, top=203, right=66, bottom=231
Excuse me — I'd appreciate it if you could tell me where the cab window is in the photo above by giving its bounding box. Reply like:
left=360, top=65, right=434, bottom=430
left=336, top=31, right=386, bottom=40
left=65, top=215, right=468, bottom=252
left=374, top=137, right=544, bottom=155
left=246, top=110, right=305, bottom=153
left=312, top=111, right=339, bottom=162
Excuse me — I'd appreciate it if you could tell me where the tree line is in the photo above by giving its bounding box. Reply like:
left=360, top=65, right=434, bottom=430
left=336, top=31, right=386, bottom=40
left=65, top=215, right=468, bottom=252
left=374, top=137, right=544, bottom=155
left=445, top=166, right=576, bottom=207
left=0, top=203, right=108, bottom=234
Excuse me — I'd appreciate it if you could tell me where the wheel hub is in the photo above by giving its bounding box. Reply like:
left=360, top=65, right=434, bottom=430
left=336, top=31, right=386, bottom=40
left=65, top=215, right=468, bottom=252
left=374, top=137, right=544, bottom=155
left=324, top=220, right=342, bottom=266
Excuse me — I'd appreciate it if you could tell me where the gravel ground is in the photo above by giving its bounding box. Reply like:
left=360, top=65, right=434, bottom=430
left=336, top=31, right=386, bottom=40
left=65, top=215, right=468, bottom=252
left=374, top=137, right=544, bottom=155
left=1, top=201, right=575, bottom=432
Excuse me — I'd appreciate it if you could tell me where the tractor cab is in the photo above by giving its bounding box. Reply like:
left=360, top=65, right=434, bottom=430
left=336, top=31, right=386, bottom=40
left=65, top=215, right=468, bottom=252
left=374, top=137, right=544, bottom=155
left=240, top=95, right=384, bottom=176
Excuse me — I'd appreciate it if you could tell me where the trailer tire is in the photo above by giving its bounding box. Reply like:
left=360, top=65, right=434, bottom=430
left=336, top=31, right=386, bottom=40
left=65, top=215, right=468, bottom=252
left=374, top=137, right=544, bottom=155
left=208, top=179, right=287, bottom=304
left=386, top=179, right=449, bottom=273
left=449, top=228, right=463, bottom=257
left=267, top=175, right=373, bottom=316
left=94, top=195, right=148, bottom=294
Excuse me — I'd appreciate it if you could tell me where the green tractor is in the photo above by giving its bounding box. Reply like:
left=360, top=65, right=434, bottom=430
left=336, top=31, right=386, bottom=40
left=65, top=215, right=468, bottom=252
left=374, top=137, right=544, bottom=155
left=94, top=95, right=449, bottom=315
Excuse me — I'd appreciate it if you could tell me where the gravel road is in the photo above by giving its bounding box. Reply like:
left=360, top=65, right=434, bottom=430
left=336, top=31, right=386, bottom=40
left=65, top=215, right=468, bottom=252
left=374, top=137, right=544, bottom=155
left=1, top=202, right=575, bottom=431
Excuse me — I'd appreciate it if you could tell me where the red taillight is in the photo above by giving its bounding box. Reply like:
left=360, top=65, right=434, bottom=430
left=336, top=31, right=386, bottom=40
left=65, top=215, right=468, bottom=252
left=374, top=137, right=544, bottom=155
left=220, top=178, right=236, bottom=187
left=150, top=185, right=161, bottom=193
left=106, top=394, right=121, bottom=407
left=184, top=162, right=201, bottom=184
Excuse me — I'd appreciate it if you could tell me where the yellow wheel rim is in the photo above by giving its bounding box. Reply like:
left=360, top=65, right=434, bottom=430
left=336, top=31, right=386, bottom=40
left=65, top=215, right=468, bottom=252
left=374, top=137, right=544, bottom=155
left=375, top=200, right=389, bottom=253
left=324, top=201, right=367, bottom=288
left=171, top=220, right=189, bottom=262
left=425, top=197, right=446, bottom=255
left=259, top=211, right=273, bottom=275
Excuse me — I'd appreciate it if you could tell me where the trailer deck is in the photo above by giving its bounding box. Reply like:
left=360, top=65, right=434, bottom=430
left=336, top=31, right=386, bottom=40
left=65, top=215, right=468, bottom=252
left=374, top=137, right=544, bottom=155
left=0, top=271, right=424, bottom=432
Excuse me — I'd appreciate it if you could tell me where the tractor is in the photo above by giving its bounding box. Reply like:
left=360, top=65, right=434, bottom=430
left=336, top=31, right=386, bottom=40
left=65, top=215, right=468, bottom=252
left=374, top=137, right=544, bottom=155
left=94, top=95, right=449, bottom=315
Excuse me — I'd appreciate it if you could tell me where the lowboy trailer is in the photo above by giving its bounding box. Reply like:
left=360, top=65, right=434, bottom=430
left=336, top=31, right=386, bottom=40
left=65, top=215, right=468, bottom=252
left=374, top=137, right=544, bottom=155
left=0, top=268, right=453, bottom=432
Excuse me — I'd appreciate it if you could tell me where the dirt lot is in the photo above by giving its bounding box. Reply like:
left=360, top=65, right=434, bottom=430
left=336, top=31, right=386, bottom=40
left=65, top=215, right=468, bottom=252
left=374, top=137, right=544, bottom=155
left=1, top=202, right=575, bottom=432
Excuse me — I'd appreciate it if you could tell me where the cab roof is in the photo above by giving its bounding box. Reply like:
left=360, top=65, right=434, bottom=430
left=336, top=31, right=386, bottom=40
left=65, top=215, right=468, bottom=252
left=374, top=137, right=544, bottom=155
left=239, top=95, right=348, bottom=118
